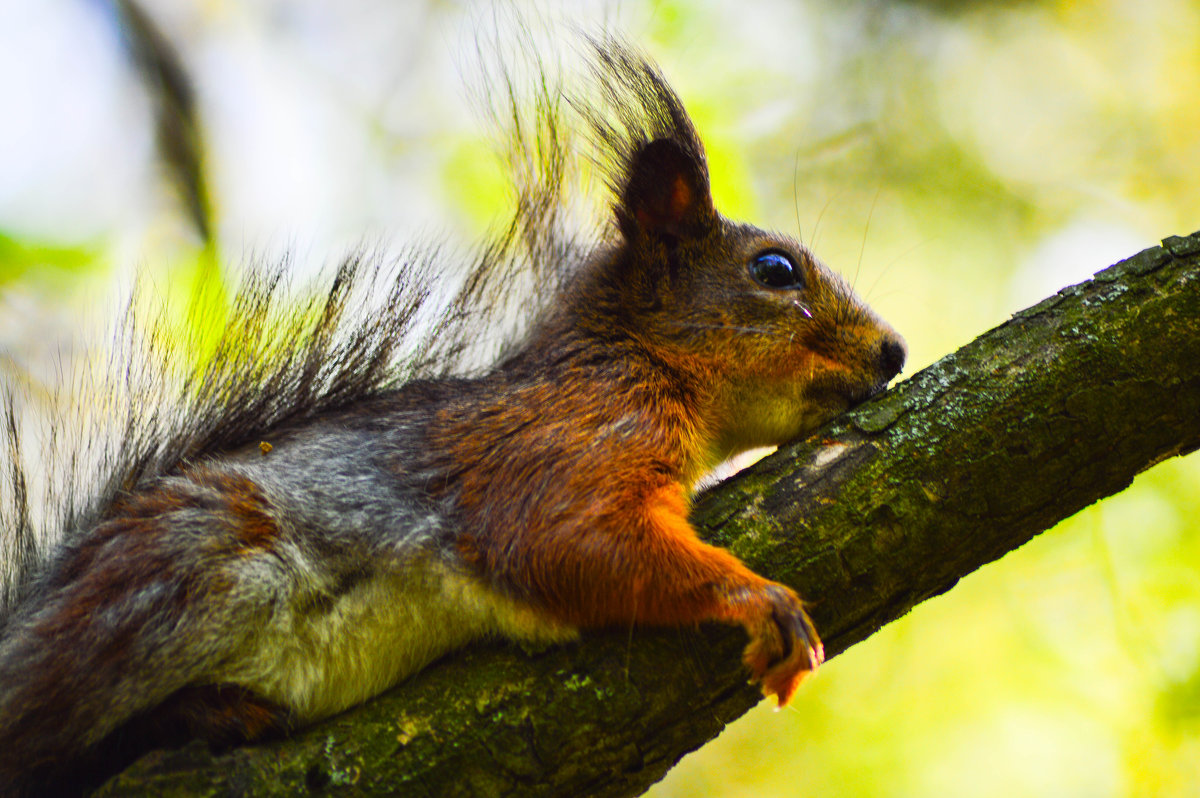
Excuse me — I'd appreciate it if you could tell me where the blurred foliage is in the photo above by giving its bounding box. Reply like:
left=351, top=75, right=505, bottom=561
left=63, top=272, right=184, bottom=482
left=0, top=230, right=97, bottom=283
left=149, top=247, right=234, bottom=371
left=0, top=0, right=1198, bottom=796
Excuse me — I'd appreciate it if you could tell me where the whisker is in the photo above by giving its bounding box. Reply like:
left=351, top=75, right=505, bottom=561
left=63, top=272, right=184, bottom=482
left=853, top=185, right=882, bottom=295
left=810, top=187, right=844, bottom=253
left=792, top=151, right=804, bottom=247
left=864, top=237, right=934, bottom=301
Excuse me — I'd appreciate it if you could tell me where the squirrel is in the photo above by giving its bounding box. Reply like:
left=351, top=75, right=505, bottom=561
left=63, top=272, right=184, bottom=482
left=0, top=34, right=905, bottom=795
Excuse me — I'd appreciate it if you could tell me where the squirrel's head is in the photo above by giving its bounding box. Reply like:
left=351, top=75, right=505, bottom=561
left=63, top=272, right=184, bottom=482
left=513, top=41, right=905, bottom=464
left=595, top=130, right=906, bottom=460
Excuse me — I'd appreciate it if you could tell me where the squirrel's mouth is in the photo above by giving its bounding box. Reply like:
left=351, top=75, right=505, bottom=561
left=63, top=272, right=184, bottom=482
left=808, top=374, right=892, bottom=411
left=846, top=379, right=892, bottom=406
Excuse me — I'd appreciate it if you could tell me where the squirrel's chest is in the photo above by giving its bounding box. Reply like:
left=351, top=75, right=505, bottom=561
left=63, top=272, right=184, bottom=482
left=219, top=556, right=577, bottom=721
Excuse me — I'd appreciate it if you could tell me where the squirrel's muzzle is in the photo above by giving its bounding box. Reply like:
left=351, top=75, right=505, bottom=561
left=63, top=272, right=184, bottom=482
left=849, top=333, right=907, bottom=403
left=877, top=335, right=907, bottom=384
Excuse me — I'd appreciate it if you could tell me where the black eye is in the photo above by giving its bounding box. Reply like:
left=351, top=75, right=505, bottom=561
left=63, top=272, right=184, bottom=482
left=749, top=251, right=803, bottom=290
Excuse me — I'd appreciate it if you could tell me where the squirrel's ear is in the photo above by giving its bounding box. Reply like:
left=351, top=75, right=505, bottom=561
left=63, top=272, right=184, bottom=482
left=618, top=138, right=715, bottom=242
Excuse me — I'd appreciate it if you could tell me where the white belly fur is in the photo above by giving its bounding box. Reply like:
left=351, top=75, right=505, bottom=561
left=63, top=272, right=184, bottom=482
left=220, top=557, right=577, bottom=721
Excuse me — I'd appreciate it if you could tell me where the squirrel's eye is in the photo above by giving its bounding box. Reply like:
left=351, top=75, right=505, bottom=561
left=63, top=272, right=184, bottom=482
left=749, top=251, right=803, bottom=290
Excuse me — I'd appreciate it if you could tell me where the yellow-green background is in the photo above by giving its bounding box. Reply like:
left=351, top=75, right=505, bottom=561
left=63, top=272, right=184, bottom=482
left=1, top=1, right=1197, bottom=796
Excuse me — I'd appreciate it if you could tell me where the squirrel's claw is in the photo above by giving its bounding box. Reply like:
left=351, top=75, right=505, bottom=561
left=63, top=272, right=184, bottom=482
left=737, top=582, right=823, bottom=707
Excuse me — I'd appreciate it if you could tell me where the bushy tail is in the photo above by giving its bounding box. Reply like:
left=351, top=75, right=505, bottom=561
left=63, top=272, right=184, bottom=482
left=1, top=396, right=37, bottom=615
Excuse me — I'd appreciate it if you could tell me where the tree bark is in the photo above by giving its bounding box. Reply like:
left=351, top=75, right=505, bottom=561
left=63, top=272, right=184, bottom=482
left=95, top=233, right=1200, bottom=797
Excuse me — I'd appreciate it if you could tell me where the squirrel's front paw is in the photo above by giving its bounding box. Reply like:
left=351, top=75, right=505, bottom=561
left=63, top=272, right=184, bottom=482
left=725, top=581, right=824, bottom=707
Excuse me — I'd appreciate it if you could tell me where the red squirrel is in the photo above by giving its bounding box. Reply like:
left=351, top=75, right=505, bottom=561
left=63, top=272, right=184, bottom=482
left=0, top=37, right=904, bottom=793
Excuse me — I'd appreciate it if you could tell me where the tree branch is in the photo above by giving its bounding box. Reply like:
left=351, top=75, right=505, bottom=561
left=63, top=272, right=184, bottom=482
left=96, top=233, right=1200, bottom=797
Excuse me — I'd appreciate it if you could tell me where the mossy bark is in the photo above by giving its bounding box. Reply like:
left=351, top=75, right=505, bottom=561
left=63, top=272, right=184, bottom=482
left=96, top=233, right=1200, bottom=797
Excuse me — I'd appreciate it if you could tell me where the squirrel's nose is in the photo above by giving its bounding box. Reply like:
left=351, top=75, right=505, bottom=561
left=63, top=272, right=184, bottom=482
left=877, top=335, right=907, bottom=382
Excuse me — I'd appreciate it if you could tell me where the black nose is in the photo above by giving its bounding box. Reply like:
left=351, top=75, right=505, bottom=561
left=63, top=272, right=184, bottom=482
left=877, top=335, right=907, bottom=382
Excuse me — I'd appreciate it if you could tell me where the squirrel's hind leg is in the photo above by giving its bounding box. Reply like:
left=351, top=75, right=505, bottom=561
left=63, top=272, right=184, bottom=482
left=0, top=468, right=288, bottom=787
left=134, top=683, right=293, bottom=745
left=11, top=685, right=291, bottom=798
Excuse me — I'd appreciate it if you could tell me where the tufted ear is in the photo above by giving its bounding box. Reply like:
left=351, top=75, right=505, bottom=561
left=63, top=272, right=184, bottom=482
left=617, top=138, right=715, bottom=243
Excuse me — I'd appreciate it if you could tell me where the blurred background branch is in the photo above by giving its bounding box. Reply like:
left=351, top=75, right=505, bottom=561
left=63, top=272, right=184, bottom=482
left=111, top=0, right=213, bottom=248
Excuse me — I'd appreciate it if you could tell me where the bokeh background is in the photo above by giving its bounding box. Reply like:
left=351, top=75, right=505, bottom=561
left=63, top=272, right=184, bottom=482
left=2, top=1, right=1199, bottom=796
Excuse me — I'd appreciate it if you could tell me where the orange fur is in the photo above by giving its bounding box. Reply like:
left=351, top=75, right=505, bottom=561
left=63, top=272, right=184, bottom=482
left=429, top=325, right=829, bottom=704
